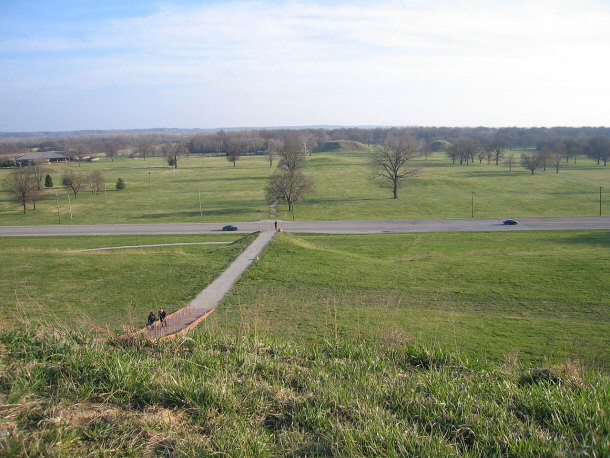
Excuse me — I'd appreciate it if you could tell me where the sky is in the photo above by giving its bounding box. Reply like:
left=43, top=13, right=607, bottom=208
left=1, top=0, right=609, bottom=132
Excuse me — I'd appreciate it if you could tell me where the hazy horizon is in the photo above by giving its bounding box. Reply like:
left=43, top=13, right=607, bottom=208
left=2, top=0, right=609, bottom=132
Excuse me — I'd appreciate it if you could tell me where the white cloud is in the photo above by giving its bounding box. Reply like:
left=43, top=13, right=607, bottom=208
left=1, top=0, right=609, bottom=130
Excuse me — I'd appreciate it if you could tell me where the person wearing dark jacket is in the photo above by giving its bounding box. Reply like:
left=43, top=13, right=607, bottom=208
left=147, top=311, right=156, bottom=328
left=159, top=308, right=167, bottom=327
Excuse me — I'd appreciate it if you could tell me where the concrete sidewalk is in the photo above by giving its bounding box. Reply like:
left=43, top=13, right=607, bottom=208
left=145, top=230, right=276, bottom=338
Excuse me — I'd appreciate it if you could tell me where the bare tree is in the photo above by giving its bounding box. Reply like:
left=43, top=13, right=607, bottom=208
left=278, top=145, right=306, bottom=175
left=163, top=140, right=187, bottom=168
left=489, top=138, right=506, bottom=165
left=62, top=170, right=86, bottom=197
left=4, top=168, right=36, bottom=214
left=265, top=170, right=313, bottom=217
left=30, top=184, right=46, bottom=210
left=585, top=136, right=610, bottom=166
left=483, top=141, right=494, bottom=164
left=135, top=140, right=153, bottom=161
left=225, top=139, right=243, bottom=167
left=446, top=144, right=459, bottom=164
left=538, top=145, right=552, bottom=171
left=552, top=144, right=566, bottom=173
left=29, top=161, right=48, bottom=190
left=419, top=140, right=432, bottom=161
left=476, top=147, right=486, bottom=164
left=89, top=169, right=105, bottom=193
left=266, top=139, right=284, bottom=168
left=301, top=132, right=318, bottom=157
left=103, top=140, right=119, bottom=162
left=447, top=139, right=478, bottom=165
left=370, top=135, right=419, bottom=199
left=521, top=152, right=541, bottom=175
left=562, top=138, right=582, bottom=164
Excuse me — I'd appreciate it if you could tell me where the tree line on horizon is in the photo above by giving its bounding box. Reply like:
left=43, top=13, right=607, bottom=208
left=1, top=126, right=609, bottom=159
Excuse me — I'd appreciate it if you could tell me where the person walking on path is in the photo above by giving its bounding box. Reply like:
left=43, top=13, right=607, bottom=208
left=147, top=311, right=156, bottom=329
left=158, top=308, right=167, bottom=327
left=274, top=221, right=278, bottom=231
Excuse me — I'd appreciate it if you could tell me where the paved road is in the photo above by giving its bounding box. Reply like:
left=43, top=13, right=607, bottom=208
left=1, top=217, right=609, bottom=236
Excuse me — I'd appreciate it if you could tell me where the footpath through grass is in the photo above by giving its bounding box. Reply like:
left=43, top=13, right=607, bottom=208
left=212, top=230, right=610, bottom=371
left=0, top=233, right=252, bottom=333
left=0, top=327, right=608, bottom=456
left=1, top=152, right=608, bottom=225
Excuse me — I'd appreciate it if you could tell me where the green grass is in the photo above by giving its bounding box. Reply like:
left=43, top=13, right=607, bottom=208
left=212, top=230, right=610, bottom=371
left=0, top=328, right=608, bottom=456
left=1, top=230, right=607, bottom=369
left=2, top=230, right=607, bottom=369
left=0, top=233, right=252, bottom=332
left=1, top=151, right=608, bottom=225
left=1, top=151, right=607, bottom=455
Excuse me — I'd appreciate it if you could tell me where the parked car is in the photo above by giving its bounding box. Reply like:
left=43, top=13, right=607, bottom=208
left=222, top=224, right=238, bottom=231
left=502, top=219, right=519, bottom=225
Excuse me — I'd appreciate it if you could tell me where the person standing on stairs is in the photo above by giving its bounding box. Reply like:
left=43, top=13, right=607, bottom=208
left=147, top=311, right=156, bottom=329
left=159, top=308, right=167, bottom=327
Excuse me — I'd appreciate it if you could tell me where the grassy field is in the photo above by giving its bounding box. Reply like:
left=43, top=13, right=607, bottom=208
left=0, top=233, right=249, bottom=333
left=1, top=327, right=608, bottom=456
left=1, top=151, right=608, bottom=225
left=211, top=230, right=610, bottom=371
left=1, top=150, right=608, bottom=455
left=3, top=230, right=606, bottom=370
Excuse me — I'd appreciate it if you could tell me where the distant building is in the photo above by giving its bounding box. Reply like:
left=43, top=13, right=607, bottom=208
left=14, top=151, right=70, bottom=166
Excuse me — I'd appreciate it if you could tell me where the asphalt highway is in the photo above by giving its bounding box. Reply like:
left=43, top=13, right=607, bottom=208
left=1, top=217, right=609, bottom=236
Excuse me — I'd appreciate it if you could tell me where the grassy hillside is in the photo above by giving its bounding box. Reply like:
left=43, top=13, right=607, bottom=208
left=314, top=140, right=371, bottom=152
left=212, top=230, right=610, bottom=370
left=0, top=233, right=251, bottom=332
left=1, top=151, right=608, bottom=224
left=1, top=231, right=608, bottom=368
left=1, top=327, right=607, bottom=456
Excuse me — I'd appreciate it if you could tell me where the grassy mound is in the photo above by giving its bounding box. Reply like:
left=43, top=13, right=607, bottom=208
left=314, top=140, right=371, bottom=152
left=1, top=326, right=608, bottom=456
left=216, top=231, right=610, bottom=370
left=431, top=139, right=452, bottom=151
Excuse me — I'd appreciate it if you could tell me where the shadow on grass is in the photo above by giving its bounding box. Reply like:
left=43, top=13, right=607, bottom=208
left=556, top=231, right=610, bottom=247
left=197, top=176, right=267, bottom=183
left=457, top=171, right=528, bottom=178
left=306, top=196, right=388, bottom=205
left=135, top=207, right=258, bottom=219
left=416, top=162, right=467, bottom=168
left=133, top=212, right=200, bottom=219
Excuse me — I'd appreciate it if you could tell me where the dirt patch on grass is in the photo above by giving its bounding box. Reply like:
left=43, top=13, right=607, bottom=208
left=48, top=402, right=186, bottom=429
left=0, top=401, right=209, bottom=456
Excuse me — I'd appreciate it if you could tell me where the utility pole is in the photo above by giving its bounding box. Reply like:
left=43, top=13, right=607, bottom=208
left=55, top=194, right=61, bottom=224
left=601, top=187, right=604, bottom=217
left=471, top=192, right=474, bottom=218
left=67, top=192, right=73, bottom=219
left=198, top=190, right=203, bottom=221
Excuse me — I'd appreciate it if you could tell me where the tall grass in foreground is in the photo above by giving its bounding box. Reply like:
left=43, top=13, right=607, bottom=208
left=1, top=326, right=608, bottom=456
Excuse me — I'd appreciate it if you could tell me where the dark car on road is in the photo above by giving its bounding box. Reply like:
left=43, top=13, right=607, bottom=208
left=502, top=219, right=519, bottom=225
left=222, top=225, right=238, bottom=231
